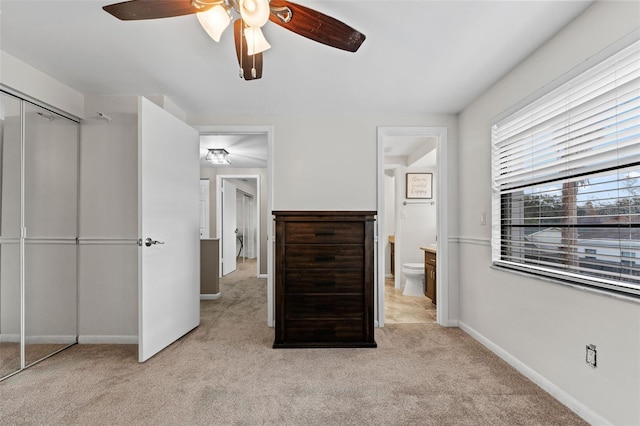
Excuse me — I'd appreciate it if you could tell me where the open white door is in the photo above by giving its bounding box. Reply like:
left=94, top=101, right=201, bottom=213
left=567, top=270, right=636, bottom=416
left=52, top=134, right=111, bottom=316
left=138, top=97, right=200, bottom=362
left=221, top=180, right=237, bottom=276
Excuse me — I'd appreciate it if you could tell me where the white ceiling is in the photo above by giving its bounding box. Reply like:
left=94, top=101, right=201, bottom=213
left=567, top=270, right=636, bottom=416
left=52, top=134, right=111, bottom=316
left=0, top=1, right=594, bottom=168
left=0, top=0, right=594, bottom=117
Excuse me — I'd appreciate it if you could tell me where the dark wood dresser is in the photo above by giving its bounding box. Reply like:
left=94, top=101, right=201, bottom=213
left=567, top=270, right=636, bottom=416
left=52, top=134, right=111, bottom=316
left=273, top=211, right=377, bottom=348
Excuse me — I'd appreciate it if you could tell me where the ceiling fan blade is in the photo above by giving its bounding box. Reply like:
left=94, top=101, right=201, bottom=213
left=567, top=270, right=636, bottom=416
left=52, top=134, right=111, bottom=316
left=269, top=0, right=365, bottom=52
left=234, top=20, right=263, bottom=81
left=103, top=0, right=211, bottom=21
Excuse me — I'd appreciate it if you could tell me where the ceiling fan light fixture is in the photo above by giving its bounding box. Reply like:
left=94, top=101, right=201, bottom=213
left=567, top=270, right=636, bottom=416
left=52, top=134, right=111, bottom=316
left=244, top=26, right=271, bottom=55
left=206, top=148, right=231, bottom=165
left=239, top=0, right=270, bottom=28
left=196, top=5, right=231, bottom=42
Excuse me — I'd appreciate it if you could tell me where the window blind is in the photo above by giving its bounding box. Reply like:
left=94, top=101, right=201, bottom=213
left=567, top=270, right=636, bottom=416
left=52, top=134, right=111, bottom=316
left=491, top=39, right=640, bottom=297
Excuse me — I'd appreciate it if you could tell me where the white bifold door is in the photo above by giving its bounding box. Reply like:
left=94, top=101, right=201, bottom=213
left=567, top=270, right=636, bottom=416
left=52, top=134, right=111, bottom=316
left=138, top=98, right=200, bottom=362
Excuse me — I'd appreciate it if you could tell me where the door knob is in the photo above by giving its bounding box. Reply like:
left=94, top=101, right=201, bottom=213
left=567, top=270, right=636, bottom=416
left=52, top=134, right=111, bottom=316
left=145, top=237, right=165, bottom=247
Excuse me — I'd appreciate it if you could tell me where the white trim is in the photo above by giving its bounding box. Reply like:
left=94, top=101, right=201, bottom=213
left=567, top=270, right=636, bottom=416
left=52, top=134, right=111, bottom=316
left=78, top=335, right=138, bottom=344
left=24, top=335, right=77, bottom=344
left=0, top=334, right=20, bottom=343
left=459, top=321, right=610, bottom=426
left=456, top=236, right=491, bottom=247
left=78, top=238, right=138, bottom=245
left=258, top=273, right=267, bottom=279
left=24, top=238, right=76, bottom=245
left=376, top=126, right=450, bottom=327
left=200, top=292, right=221, bottom=300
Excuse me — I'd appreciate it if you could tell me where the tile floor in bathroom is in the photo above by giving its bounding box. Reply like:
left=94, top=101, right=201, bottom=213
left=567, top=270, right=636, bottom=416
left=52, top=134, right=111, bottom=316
left=384, top=277, right=436, bottom=324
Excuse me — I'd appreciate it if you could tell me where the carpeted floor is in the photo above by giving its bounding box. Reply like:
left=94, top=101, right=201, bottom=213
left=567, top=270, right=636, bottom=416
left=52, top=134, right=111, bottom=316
left=0, top=260, right=587, bottom=425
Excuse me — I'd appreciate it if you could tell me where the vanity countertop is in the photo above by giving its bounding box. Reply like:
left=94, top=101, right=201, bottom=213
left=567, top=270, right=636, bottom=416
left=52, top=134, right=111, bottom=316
left=420, top=245, right=437, bottom=254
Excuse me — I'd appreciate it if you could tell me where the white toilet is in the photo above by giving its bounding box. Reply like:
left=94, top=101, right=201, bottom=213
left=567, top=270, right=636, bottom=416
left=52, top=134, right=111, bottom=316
left=402, top=263, right=425, bottom=296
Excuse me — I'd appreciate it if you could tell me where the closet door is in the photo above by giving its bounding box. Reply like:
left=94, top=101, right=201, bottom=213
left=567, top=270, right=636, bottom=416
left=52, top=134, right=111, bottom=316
left=23, top=103, right=78, bottom=366
left=0, top=93, right=22, bottom=379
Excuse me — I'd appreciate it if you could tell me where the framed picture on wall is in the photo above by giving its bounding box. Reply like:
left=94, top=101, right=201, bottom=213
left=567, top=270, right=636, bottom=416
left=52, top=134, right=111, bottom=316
left=406, top=173, right=433, bottom=199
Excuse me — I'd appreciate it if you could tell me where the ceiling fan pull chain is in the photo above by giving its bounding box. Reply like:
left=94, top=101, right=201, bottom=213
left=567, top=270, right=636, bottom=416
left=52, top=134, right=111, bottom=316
left=239, top=20, right=245, bottom=79
left=251, top=55, right=257, bottom=79
left=251, top=25, right=257, bottom=78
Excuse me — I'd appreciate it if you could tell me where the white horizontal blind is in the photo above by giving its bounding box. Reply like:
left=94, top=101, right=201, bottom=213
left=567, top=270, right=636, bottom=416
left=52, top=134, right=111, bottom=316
left=492, top=39, right=640, bottom=297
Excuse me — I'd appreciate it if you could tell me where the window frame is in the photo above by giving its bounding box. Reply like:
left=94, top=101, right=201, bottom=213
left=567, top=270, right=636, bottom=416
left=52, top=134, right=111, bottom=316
left=491, top=35, right=640, bottom=299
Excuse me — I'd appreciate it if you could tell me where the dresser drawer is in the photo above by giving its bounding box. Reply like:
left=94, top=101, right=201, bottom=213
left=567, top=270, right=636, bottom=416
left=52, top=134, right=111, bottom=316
left=284, top=320, right=364, bottom=343
left=284, top=222, right=364, bottom=244
left=285, top=270, right=364, bottom=293
left=284, top=294, right=363, bottom=319
left=285, top=245, right=363, bottom=269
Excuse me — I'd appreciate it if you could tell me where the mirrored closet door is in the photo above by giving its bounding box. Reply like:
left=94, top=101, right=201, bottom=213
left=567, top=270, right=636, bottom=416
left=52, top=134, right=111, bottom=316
left=0, top=92, right=22, bottom=378
left=0, top=91, right=79, bottom=380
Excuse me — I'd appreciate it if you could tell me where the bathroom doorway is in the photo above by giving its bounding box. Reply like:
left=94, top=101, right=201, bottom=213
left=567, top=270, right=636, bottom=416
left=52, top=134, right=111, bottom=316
left=376, top=127, right=449, bottom=327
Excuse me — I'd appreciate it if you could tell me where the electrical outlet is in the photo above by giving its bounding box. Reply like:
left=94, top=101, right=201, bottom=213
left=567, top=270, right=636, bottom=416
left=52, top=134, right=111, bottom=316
left=480, top=211, right=486, bottom=226
left=586, top=344, right=597, bottom=368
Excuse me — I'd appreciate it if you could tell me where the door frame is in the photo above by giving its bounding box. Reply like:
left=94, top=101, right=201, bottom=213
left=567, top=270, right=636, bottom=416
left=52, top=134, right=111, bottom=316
left=376, top=126, right=450, bottom=327
left=200, top=179, right=211, bottom=239
left=216, top=175, right=259, bottom=276
left=195, top=125, right=274, bottom=327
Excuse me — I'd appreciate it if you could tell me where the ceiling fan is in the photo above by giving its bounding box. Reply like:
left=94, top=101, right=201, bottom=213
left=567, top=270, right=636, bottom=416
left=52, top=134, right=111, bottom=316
left=102, top=0, right=366, bottom=81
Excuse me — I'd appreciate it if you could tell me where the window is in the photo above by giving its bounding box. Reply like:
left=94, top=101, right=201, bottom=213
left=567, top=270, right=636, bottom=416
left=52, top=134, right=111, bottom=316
left=492, top=39, right=640, bottom=297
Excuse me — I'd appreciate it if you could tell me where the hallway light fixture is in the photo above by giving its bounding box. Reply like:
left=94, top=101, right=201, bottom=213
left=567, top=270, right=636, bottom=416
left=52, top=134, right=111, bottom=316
left=206, top=148, right=231, bottom=165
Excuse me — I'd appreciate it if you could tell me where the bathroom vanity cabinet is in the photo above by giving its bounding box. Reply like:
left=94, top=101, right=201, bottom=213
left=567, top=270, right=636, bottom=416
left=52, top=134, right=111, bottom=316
left=273, top=211, right=377, bottom=348
left=422, top=247, right=437, bottom=304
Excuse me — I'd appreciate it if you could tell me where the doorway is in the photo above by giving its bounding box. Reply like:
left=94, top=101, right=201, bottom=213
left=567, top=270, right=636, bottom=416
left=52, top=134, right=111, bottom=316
left=376, top=127, right=449, bottom=327
left=196, top=125, right=274, bottom=326
left=216, top=175, right=260, bottom=277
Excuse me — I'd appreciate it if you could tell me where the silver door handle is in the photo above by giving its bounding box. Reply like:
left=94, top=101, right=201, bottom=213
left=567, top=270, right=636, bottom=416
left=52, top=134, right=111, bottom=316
left=145, top=237, right=165, bottom=247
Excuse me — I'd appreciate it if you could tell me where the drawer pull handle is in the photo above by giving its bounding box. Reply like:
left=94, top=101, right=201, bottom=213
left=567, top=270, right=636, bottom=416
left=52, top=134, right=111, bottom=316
left=315, top=255, right=335, bottom=262
left=315, top=231, right=336, bottom=236
left=317, top=281, right=335, bottom=287
left=313, top=330, right=334, bottom=336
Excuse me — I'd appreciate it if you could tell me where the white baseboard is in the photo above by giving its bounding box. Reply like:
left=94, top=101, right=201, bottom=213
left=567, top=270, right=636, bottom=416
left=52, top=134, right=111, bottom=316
left=258, top=274, right=267, bottom=279
left=458, top=321, right=609, bottom=426
left=0, top=333, right=19, bottom=343
left=78, top=335, right=138, bottom=344
left=200, top=292, right=221, bottom=300
left=24, top=335, right=77, bottom=344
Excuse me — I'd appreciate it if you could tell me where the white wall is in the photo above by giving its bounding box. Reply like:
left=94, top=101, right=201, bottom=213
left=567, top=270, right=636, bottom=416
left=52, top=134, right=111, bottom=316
left=0, top=51, right=84, bottom=119
left=189, top=113, right=460, bottom=324
left=397, top=166, right=437, bottom=287
left=78, top=95, right=139, bottom=343
left=457, top=2, right=640, bottom=424
left=188, top=113, right=458, bottom=211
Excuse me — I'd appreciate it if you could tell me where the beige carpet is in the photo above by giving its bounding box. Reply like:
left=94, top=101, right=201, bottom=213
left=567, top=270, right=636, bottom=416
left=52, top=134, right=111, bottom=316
left=0, top=260, right=586, bottom=425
